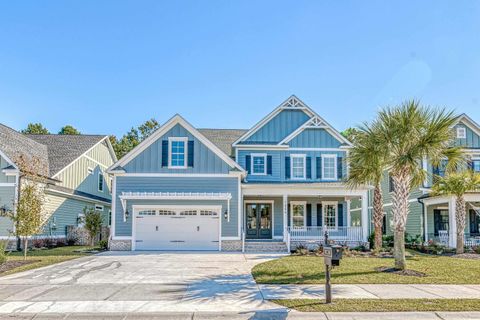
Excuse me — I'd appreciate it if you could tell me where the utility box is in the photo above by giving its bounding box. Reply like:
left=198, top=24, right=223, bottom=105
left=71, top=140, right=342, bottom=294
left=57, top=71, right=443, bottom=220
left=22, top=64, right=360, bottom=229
left=324, top=245, right=343, bottom=266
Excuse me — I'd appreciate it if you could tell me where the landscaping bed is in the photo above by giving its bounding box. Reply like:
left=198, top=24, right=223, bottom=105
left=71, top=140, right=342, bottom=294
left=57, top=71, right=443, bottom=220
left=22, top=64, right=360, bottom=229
left=252, top=254, right=480, bottom=284
left=0, top=246, right=97, bottom=276
left=274, top=299, right=480, bottom=312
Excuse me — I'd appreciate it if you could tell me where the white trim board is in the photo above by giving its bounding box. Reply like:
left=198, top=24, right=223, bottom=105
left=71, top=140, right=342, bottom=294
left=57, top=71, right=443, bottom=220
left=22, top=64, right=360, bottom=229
left=0, top=149, right=18, bottom=170
left=452, top=113, right=480, bottom=138
left=45, top=188, right=111, bottom=206
left=108, top=114, right=245, bottom=174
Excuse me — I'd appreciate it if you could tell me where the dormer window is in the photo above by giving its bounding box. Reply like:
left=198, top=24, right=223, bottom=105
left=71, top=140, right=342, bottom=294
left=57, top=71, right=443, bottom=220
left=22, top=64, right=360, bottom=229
left=168, top=137, right=188, bottom=169
left=251, top=154, right=267, bottom=175
left=457, top=127, right=466, bottom=139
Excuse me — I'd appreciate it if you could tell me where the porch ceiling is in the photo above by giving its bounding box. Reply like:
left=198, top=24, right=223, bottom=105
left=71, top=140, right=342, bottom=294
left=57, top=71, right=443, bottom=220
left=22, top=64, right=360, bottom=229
left=241, top=183, right=368, bottom=197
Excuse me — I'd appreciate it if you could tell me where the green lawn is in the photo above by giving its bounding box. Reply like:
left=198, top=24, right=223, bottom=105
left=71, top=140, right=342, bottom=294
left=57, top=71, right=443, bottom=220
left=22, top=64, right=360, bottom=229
left=252, top=254, right=480, bottom=284
left=1, top=246, right=96, bottom=276
left=274, top=299, right=480, bottom=312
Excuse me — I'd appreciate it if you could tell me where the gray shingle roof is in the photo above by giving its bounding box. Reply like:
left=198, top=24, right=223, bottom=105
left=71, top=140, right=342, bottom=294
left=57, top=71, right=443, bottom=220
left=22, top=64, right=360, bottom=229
left=198, top=129, right=247, bottom=157
left=27, top=134, right=106, bottom=176
left=0, top=124, right=50, bottom=176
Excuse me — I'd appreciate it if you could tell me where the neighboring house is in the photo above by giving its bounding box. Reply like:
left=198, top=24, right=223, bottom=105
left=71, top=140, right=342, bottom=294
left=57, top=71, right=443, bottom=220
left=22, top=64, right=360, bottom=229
left=0, top=123, right=117, bottom=246
left=378, top=114, right=480, bottom=248
left=108, top=95, right=370, bottom=252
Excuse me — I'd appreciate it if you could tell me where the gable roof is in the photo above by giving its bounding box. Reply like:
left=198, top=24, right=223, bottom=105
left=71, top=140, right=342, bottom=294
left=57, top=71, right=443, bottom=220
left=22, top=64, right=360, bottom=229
left=232, top=95, right=352, bottom=147
left=453, top=113, right=480, bottom=139
left=27, top=134, right=111, bottom=176
left=0, top=123, right=50, bottom=176
left=198, top=129, right=247, bottom=157
left=109, top=114, right=246, bottom=173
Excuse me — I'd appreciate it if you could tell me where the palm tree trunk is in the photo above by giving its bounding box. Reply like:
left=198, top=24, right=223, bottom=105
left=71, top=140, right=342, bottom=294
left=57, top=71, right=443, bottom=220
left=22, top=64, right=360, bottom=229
left=455, top=196, right=466, bottom=254
left=392, top=172, right=410, bottom=270
left=373, top=184, right=384, bottom=251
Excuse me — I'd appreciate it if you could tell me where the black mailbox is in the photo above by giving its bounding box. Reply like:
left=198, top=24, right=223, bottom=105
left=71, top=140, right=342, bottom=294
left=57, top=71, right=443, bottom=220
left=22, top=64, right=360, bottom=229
left=324, top=245, right=343, bottom=266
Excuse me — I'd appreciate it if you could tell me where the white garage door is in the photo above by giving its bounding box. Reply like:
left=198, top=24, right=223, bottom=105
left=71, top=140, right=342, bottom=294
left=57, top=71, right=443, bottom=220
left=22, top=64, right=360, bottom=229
left=134, top=206, right=220, bottom=251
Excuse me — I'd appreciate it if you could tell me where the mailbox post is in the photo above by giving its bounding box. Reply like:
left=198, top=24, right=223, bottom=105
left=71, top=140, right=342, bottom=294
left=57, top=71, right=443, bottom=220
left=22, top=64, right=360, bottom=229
left=323, top=231, right=343, bottom=304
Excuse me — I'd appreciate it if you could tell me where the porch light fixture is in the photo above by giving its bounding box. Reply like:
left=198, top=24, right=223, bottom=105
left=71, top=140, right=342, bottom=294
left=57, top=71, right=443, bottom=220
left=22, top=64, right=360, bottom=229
left=124, top=209, right=130, bottom=221
left=0, top=205, right=9, bottom=216
left=224, top=210, right=228, bottom=220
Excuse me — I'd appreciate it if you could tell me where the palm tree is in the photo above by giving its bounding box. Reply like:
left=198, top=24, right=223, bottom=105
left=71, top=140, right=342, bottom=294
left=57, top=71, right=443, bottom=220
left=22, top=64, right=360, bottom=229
left=432, top=171, right=480, bottom=254
left=373, top=100, right=463, bottom=270
left=347, top=126, right=386, bottom=251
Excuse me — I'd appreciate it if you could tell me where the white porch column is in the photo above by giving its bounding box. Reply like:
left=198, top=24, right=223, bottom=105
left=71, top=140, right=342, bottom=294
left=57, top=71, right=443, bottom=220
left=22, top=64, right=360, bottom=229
left=423, top=202, right=429, bottom=243
left=448, top=196, right=457, bottom=248
left=361, top=191, right=368, bottom=241
left=346, top=199, right=351, bottom=227
left=283, top=194, right=288, bottom=241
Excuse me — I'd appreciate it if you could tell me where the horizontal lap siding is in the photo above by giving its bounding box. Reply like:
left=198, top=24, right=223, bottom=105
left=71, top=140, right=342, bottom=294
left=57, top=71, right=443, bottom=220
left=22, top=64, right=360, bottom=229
left=123, top=124, right=231, bottom=174
left=42, top=194, right=110, bottom=237
left=243, top=109, right=310, bottom=144
left=114, top=176, right=239, bottom=237
left=239, top=150, right=347, bottom=183
left=0, top=187, right=15, bottom=237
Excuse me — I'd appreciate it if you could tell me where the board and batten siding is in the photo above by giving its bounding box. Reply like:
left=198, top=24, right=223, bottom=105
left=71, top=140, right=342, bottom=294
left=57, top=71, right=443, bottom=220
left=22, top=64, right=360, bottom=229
left=114, top=176, right=240, bottom=238
left=242, top=109, right=310, bottom=144
left=288, top=128, right=343, bottom=148
left=454, top=122, right=480, bottom=148
left=238, top=150, right=347, bottom=183
left=42, top=193, right=110, bottom=237
left=123, top=124, right=232, bottom=174
left=54, top=139, right=115, bottom=199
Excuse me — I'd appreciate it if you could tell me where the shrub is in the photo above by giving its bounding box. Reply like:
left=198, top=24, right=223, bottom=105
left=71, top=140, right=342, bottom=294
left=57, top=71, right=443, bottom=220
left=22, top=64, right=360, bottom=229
left=56, top=239, right=66, bottom=247
left=472, top=246, right=480, bottom=254
left=44, top=237, right=56, bottom=248
left=314, top=245, right=324, bottom=256
left=32, top=238, right=45, bottom=249
left=0, top=241, right=7, bottom=264
left=98, top=240, right=108, bottom=251
left=294, top=244, right=309, bottom=255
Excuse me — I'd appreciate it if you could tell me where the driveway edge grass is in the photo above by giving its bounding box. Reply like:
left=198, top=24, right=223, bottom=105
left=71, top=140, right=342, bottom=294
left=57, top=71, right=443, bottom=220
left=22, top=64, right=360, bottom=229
left=273, top=299, right=480, bottom=312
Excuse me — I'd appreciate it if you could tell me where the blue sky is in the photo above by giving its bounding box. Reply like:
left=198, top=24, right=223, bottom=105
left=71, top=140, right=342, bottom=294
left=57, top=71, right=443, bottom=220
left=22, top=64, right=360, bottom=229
left=0, top=1, right=479, bottom=137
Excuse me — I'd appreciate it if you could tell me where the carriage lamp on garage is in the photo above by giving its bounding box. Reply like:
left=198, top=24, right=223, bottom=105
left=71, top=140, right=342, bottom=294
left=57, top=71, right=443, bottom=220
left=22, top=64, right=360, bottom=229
left=124, top=209, right=130, bottom=220
left=224, top=210, right=228, bottom=219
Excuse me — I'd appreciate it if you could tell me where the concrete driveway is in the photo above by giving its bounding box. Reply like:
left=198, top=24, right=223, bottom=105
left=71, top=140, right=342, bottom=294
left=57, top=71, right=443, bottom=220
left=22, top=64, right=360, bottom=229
left=0, top=252, right=286, bottom=314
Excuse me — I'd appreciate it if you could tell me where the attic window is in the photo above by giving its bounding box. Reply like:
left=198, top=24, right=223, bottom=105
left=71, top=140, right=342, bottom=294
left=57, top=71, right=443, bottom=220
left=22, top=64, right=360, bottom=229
left=457, top=127, right=466, bottom=139
left=98, top=172, right=104, bottom=192
left=168, top=137, right=188, bottom=169
left=87, top=167, right=94, bottom=175
left=95, top=204, right=104, bottom=211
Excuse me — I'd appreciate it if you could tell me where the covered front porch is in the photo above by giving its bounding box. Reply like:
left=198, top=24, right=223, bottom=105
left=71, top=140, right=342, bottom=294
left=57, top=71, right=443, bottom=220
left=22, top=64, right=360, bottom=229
left=241, top=183, right=369, bottom=249
left=422, top=193, right=480, bottom=248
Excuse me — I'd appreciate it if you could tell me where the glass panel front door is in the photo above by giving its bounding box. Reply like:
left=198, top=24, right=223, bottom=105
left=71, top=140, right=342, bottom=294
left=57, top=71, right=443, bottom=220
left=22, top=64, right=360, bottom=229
left=246, top=203, right=272, bottom=239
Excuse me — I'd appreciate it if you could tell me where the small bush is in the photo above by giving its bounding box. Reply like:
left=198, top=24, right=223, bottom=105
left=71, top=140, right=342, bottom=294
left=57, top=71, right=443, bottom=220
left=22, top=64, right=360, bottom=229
left=44, top=237, right=56, bottom=248
left=98, top=240, right=108, bottom=251
left=32, top=238, right=45, bottom=248
left=472, top=246, right=480, bottom=254
left=0, top=240, right=9, bottom=264
left=294, top=244, right=309, bottom=255
left=314, top=245, right=323, bottom=256
left=56, top=239, right=66, bottom=247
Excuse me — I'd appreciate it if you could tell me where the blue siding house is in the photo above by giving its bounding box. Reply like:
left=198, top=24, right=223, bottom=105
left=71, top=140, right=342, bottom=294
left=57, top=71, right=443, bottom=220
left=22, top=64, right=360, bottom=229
left=108, top=96, right=370, bottom=251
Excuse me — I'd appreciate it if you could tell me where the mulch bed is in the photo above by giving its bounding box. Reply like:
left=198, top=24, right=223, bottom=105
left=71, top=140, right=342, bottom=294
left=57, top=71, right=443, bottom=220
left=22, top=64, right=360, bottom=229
left=0, top=260, right=40, bottom=274
left=451, top=253, right=480, bottom=260
left=375, top=266, right=427, bottom=277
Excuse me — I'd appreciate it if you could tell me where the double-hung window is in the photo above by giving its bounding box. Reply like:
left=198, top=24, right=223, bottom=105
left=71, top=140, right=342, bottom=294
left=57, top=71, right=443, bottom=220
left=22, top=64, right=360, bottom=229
left=457, top=127, right=466, bottom=139
left=291, top=154, right=306, bottom=180
left=251, top=154, right=267, bottom=175
left=322, top=154, right=337, bottom=180
left=290, top=201, right=306, bottom=227
left=169, top=137, right=188, bottom=169
left=323, top=201, right=338, bottom=229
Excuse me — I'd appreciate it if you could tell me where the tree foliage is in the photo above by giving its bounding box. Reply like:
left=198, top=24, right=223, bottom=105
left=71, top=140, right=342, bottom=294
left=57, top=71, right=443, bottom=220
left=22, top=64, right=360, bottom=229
left=369, top=100, right=463, bottom=270
left=110, top=118, right=161, bottom=159
left=21, top=123, right=50, bottom=134
left=341, top=127, right=360, bottom=142
left=432, top=170, right=480, bottom=253
left=58, top=125, right=81, bottom=135
left=82, top=207, right=103, bottom=246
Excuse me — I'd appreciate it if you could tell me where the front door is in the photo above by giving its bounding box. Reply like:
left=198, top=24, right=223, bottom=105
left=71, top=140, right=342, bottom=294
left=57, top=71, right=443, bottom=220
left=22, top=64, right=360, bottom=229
left=245, top=203, right=272, bottom=239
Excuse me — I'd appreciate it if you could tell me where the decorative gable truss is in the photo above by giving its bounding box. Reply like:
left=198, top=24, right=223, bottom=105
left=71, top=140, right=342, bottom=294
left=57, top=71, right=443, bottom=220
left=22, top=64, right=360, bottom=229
left=233, top=95, right=352, bottom=148
left=279, top=115, right=352, bottom=147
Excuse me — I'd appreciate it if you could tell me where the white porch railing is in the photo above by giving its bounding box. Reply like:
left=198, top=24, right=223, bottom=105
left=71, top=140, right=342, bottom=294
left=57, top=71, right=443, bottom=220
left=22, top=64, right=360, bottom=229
left=288, top=226, right=364, bottom=242
left=428, top=231, right=480, bottom=247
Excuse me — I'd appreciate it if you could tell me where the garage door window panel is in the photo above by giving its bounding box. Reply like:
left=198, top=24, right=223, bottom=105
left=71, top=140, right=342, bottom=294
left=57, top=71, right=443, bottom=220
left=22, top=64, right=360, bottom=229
left=139, top=210, right=156, bottom=216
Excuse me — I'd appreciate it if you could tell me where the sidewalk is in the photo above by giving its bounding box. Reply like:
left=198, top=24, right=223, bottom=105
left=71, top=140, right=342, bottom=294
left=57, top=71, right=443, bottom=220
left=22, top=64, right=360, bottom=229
left=259, top=284, right=480, bottom=299
left=0, top=311, right=478, bottom=319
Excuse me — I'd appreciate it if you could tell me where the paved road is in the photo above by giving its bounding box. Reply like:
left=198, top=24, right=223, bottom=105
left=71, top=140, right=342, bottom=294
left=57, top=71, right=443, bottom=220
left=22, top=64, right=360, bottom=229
left=0, top=252, right=286, bottom=314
